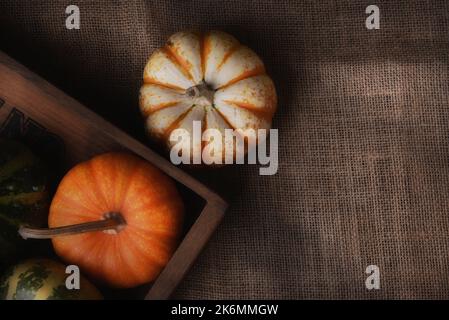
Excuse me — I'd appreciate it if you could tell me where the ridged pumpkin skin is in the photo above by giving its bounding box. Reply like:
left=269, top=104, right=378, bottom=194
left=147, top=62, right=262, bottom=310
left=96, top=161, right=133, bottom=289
left=49, top=152, right=184, bottom=288
left=0, top=259, right=102, bottom=300
left=140, top=30, right=277, bottom=162
left=0, top=139, right=49, bottom=267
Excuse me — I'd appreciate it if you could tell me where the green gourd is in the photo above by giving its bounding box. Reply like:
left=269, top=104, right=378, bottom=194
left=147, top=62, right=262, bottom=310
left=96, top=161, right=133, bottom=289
left=0, top=139, right=49, bottom=267
left=0, top=259, right=102, bottom=300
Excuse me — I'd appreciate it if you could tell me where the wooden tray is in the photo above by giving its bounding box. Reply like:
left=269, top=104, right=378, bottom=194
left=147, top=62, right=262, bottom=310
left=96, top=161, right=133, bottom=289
left=0, top=50, right=228, bottom=300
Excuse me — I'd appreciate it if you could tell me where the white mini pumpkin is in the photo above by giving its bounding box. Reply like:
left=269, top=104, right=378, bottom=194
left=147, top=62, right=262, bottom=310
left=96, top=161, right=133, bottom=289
left=139, top=30, right=277, bottom=163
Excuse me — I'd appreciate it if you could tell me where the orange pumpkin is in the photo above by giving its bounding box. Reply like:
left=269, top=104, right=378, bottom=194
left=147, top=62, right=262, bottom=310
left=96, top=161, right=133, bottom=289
left=47, top=152, right=184, bottom=288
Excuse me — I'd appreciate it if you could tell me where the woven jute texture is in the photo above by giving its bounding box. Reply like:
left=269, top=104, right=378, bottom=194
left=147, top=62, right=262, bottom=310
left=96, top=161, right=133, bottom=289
left=1, top=0, right=449, bottom=299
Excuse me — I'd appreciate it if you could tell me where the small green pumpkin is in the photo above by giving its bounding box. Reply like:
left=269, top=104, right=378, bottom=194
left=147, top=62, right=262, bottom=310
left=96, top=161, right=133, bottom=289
left=0, top=259, right=103, bottom=300
left=0, top=139, right=49, bottom=266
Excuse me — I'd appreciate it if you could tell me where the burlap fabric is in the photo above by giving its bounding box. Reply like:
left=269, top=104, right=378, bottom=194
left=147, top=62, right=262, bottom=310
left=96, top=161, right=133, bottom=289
left=1, top=1, right=449, bottom=299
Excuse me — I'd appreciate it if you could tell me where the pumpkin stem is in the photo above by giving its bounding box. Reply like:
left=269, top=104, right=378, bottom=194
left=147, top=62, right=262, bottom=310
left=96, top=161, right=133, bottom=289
left=186, top=81, right=215, bottom=106
left=18, top=212, right=127, bottom=240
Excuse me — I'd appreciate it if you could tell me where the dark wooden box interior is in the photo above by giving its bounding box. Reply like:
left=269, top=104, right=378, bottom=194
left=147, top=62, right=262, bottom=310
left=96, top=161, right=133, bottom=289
left=0, top=51, right=227, bottom=299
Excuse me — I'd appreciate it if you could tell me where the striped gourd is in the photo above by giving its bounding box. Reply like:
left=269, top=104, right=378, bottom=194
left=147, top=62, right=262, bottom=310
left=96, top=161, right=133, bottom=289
left=0, top=139, right=49, bottom=266
left=0, top=259, right=102, bottom=300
